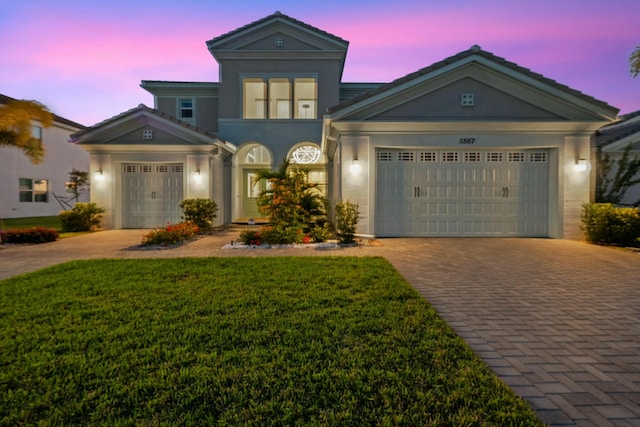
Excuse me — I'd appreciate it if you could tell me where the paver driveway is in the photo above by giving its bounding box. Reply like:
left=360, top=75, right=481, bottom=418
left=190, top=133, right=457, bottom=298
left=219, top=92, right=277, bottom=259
left=1, top=231, right=639, bottom=426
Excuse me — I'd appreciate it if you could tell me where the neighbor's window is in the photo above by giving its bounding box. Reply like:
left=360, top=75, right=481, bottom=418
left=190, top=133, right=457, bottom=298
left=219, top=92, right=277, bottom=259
left=19, top=178, right=48, bottom=203
left=31, top=125, right=43, bottom=141
left=179, top=98, right=194, bottom=121
left=243, top=77, right=317, bottom=120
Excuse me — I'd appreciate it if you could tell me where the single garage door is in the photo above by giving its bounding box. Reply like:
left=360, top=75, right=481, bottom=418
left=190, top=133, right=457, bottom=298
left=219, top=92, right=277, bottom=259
left=122, top=163, right=183, bottom=228
left=376, top=149, right=549, bottom=237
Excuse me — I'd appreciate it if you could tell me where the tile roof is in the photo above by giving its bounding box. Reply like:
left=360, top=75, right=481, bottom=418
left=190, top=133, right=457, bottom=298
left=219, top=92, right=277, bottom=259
left=596, top=108, right=640, bottom=147
left=70, top=104, right=217, bottom=142
left=327, top=45, right=618, bottom=115
left=206, top=11, right=349, bottom=47
left=0, top=93, right=86, bottom=129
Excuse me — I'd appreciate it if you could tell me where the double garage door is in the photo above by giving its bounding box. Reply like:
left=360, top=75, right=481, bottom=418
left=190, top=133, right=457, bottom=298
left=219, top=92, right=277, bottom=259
left=121, top=163, right=183, bottom=228
left=376, top=149, right=550, bottom=237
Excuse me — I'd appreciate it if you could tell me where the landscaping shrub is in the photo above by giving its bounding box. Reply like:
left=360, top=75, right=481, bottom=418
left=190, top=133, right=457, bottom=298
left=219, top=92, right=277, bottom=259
left=179, top=198, right=217, bottom=233
left=581, top=203, right=640, bottom=246
left=1, top=227, right=58, bottom=243
left=239, top=229, right=263, bottom=245
left=254, top=160, right=328, bottom=244
left=335, top=199, right=359, bottom=244
left=141, top=222, right=199, bottom=246
left=59, top=202, right=105, bottom=232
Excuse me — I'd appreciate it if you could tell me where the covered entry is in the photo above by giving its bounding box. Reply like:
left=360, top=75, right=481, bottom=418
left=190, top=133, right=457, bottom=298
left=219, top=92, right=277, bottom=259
left=376, top=148, right=549, bottom=237
left=121, top=163, right=184, bottom=228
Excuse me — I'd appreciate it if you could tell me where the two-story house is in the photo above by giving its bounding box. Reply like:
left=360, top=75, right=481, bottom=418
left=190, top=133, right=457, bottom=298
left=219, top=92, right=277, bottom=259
left=71, top=12, right=619, bottom=238
left=1, top=94, right=88, bottom=220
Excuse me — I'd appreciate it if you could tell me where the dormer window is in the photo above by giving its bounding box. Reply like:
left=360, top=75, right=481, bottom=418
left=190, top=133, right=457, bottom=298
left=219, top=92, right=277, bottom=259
left=179, top=98, right=194, bottom=122
left=243, top=77, right=317, bottom=120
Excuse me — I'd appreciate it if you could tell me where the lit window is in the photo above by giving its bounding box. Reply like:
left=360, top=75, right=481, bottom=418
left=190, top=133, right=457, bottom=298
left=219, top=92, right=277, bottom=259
left=294, top=78, right=317, bottom=119
left=243, top=79, right=267, bottom=119
left=244, top=145, right=271, bottom=164
left=290, top=145, right=321, bottom=164
left=19, top=178, right=48, bottom=203
left=179, top=98, right=194, bottom=121
left=242, top=77, right=316, bottom=120
left=269, top=78, right=291, bottom=119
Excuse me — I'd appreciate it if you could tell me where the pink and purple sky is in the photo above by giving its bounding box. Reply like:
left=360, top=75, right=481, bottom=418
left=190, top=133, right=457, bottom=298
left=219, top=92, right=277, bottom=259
left=1, top=0, right=639, bottom=126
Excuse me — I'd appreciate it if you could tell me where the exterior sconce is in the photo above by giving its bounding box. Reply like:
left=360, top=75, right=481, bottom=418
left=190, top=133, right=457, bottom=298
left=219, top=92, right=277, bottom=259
left=350, top=157, right=361, bottom=174
left=94, top=170, right=104, bottom=181
left=574, top=158, right=588, bottom=172
left=193, top=170, right=202, bottom=182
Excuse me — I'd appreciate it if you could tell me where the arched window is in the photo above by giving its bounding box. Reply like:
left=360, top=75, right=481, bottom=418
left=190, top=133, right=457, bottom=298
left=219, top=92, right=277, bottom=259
left=244, top=145, right=271, bottom=164
left=290, top=145, right=322, bottom=164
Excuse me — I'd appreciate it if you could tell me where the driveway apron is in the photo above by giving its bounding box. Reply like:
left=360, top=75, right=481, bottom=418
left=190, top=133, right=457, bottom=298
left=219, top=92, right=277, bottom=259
left=1, top=231, right=639, bottom=426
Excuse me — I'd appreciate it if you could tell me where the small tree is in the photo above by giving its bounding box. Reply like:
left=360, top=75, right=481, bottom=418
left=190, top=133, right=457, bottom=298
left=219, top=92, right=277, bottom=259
left=66, top=169, right=90, bottom=202
left=335, top=199, right=359, bottom=244
left=596, top=145, right=640, bottom=206
left=255, top=160, right=327, bottom=244
left=630, top=44, right=640, bottom=78
left=179, top=198, right=218, bottom=233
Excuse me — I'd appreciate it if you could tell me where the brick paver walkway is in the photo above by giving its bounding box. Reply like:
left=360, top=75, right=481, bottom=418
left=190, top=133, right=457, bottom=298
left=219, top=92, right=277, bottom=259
left=1, top=231, right=639, bottom=426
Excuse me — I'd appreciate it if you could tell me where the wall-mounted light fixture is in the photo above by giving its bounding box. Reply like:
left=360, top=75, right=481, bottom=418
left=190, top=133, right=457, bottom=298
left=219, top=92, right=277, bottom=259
left=574, top=158, right=588, bottom=172
left=193, top=170, right=202, bottom=182
left=94, top=170, right=104, bottom=181
left=350, top=157, right=361, bottom=174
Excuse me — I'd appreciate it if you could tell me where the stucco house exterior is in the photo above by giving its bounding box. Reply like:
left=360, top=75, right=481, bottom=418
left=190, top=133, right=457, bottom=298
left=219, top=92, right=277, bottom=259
left=1, top=94, right=88, bottom=220
left=596, top=110, right=640, bottom=206
left=71, top=12, right=620, bottom=239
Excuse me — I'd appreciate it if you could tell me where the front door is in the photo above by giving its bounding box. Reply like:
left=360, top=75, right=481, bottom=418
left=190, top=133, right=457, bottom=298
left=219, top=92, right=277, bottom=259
left=243, top=170, right=266, bottom=219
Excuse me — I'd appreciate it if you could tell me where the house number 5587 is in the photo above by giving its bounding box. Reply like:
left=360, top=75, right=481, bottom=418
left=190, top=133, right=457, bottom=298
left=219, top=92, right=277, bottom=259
left=459, top=138, right=476, bottom=144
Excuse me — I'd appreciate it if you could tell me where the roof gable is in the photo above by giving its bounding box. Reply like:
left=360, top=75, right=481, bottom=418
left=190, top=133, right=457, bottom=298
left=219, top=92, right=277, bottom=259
left=329, top=46, right=619, bottom=122
left=207, top=12, right=348, bottom=62
left=70, top=104, right=226, bottom=148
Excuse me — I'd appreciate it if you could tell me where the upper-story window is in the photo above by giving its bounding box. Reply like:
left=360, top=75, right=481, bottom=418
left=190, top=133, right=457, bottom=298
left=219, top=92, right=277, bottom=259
left=31, top=125, right=43, bottom=141
left=179, top=98, right=194, bottom=122
left=243, top=77, right=317, bottom=120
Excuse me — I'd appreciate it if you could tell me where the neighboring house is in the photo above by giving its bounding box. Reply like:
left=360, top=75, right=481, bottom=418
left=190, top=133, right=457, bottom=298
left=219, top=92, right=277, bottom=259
left=596, top=110, right=640, bottom=206
left=0, top=94, right=88, bottom=220
left=71, top=12, right=620, bottom=239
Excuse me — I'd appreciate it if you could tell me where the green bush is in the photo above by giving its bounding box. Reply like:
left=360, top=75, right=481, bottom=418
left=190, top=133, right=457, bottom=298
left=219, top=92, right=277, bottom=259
left=1, top=227, right=58, bottom=243
left=179, top=198, right=217, bottom=233
left=335, top=199, right=359, bottom=244
left=59, top=202, right=105, bottom=232
left=141, top=222, right=199, bottom=246
left=581, top=203, right=640, bottom=246
left=255, top=160, right=327, bottom=244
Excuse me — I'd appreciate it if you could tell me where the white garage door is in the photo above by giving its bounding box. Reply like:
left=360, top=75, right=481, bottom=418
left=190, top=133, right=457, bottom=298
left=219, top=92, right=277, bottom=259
left=122, top=163, right=183, bottom=228
left=376, top=149, right=549, bottom=237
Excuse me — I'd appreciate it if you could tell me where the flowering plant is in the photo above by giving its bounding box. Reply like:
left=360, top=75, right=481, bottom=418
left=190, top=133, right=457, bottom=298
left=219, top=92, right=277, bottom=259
left=141, top=221, right=199, bottom=246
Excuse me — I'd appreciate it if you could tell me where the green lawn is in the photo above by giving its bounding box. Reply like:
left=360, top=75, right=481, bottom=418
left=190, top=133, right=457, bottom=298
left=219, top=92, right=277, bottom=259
left=0, top=216, right=90, bottom=239
left=0, top=257, right=544, bottom=426
left=0, top=216, right=62, bottom=230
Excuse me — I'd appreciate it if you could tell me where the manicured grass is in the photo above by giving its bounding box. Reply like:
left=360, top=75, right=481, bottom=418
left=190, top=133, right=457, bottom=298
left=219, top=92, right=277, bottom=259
left=0, top=216, right=61, bottom=230
left=0, top=257, right=544, bottom=426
